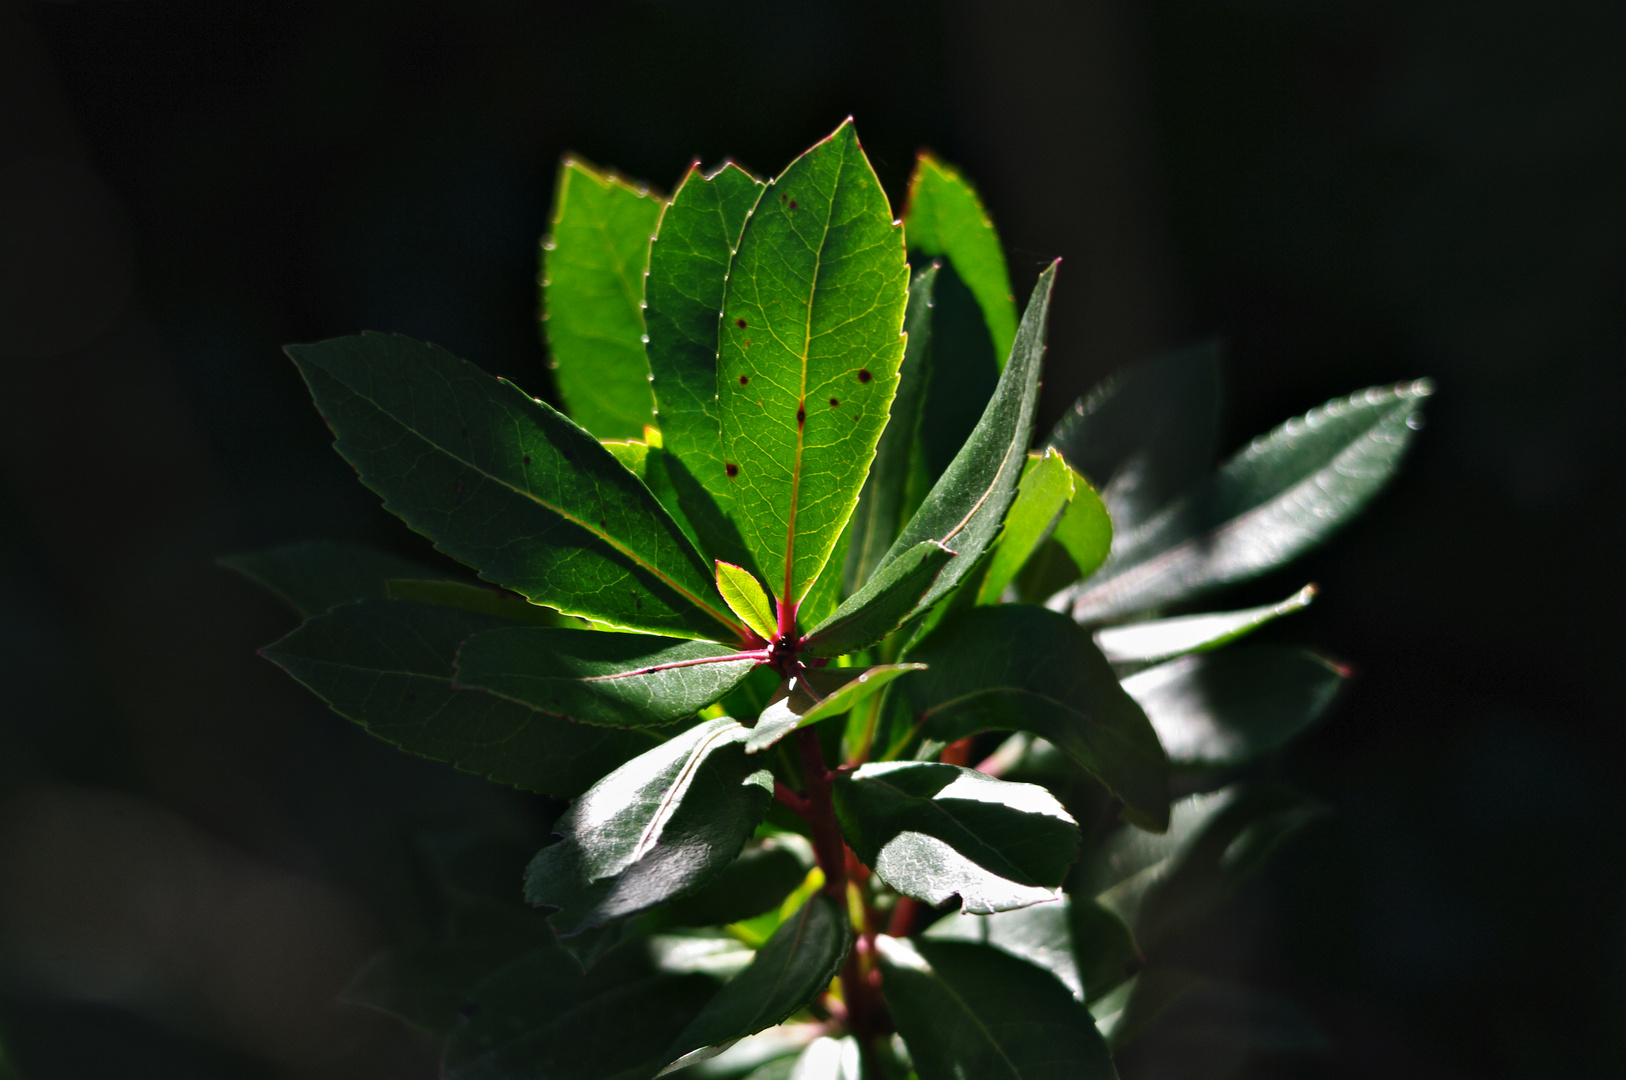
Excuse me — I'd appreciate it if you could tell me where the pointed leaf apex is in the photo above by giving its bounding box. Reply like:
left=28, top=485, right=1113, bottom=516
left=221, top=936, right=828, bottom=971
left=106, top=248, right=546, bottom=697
left=715, top=560, right=777, bottom=643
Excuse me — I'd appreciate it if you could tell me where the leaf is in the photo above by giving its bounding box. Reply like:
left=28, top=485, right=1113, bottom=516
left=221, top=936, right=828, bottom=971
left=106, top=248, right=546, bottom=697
left=795, top=515, right=852, bottom=630
left=452, top=626, right=758, bottom=727
left=745, top=665, right=926, bottom=754
left=261, top=599, right=655, bottom=797
left=900, top=605, right=1170, bottom=832
left=1047, top=342, right=1222, bottom=538
left=1051, top=476, right=1113, bottom=584
left=220, top=540, right=440, bottom=616
left=760, top=1036, right=861, bottom=1080
left=917, top=262, right=1000, bottom=484
left=806, top=540, right=954, bottom=658
left=716, top=561, right=777, bottom=642
left=1060, top=379, right=1434, bottom=623
left=666, top=894, right=851, bottom=1070
left=602, top=432, right=707, bottom=556
left=1122, top=646, right=1347, bottom=768
left=925, top=899, right=1083, bottom=1000
left=832, top=761, right=1078, bottom=914
left=287, top=332, right=742, bottom=640
left=903, top=154, right=1019, bottom=366
left=666, top=840, right=812, bottom=927
left=1094, top=585, right=1315, bottom=664
left=876, top=936, right=1117, bottom=1080
left=443, top=943, right=716, bottom=1080
left=868, top=264, right=1057, bottom=617
left=646, top=162, right=765, bottom=518
left=1070, top=898, right=1142, bottom=1003
left=385, top=578, right=568, bottom=625
left=844, top=264, right=937, bottom=593
left=976, top=449, right=1074, bottom=604
left=717, top=120, right=910, bottom=612
left=343, top=935, right=544, bottom=1037
left=525, top=717, right=773, bottom=935
left=542, top=158, right=663, bottom=439
left=1106, top=969, right=1326, bottom=1059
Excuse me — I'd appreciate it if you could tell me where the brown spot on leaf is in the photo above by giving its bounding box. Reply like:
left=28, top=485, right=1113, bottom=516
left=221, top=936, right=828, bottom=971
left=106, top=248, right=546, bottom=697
left=796, top=404, right=806, bottom=426
left=739, top=375, right=749, bottom=385
left=522, top=455, right=531, bottom=465
left=725, top=462, right=739, bottom=478
left=736, top=318, right=747, bottom=329
left=857, top=369, right=872, bottom=383
left=829, top=398, right=840, bottom=407
left=789, top=200, right=798, bottom=209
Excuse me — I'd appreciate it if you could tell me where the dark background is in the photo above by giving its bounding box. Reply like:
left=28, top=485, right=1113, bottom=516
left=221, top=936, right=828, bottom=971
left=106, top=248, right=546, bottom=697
left=1, top=0, right=1621, bottom=1077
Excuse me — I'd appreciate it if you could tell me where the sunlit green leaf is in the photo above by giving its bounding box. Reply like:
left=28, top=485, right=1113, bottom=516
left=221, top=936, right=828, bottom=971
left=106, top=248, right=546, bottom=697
left=903, top=154, right=1018, bottom=366
left=718, top=120, right=910, bottom=611
left=525, top=717, right=773, bottom=935
left=806, top=540, right=954, bottom=658
left=833, top=762, right=1078, bottom=913
left=1123, top=646, right=1346, bottom=768
left=925, top=899, right=1082, bottom=999
left=287, top=332, right=742, bottom=640
left=716, top=561, right=778, bottom=642
left=977, top=449, right=1073, bottom=604
left=542, top=158, right=663, bottom=439
left=1094, top=585, right=1315, bottom=664
left=1062, top=380, right=1433, bottom=622
left=1051, top=474, right=1113, bottom=584
left=877, top=936, right=1117, bottom=1080
left=220, top=540, right=439, bottom=617
left=453, top=626, right=757, bottom=727
left=262, top=599, right=655, bottom=797
left=900, top=604, right=1170, bottom=831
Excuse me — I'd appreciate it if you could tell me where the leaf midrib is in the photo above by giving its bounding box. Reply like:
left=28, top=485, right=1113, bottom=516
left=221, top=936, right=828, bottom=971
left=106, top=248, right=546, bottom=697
left=631, top=723, right=741, bottom=863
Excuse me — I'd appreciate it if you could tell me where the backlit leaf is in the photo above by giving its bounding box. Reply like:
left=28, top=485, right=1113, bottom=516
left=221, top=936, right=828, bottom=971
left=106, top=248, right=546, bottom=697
left=1094, top=585, right=1315, bottom=665
left=542, top=158, right=663, bottom=439
left=833, top=761, right=1079, bottom=913
left=287, top=332, right=742, bottom=640
left=716, top=561, right=778, bottom=642
left=525, top=717, right=773, bottom=935
left=261, top=600, right=655, bottom=797
left=717, top=120, right=909, bottom=612
left=976, top=449, right=1073, bottom=604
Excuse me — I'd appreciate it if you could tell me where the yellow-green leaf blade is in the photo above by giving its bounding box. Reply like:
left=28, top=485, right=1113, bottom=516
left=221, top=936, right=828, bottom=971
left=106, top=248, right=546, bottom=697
left=716, top=560, right=777, bottom=642
left=543, top=158, right=662, bottom=439
left=977, top=448, right=1075, bottom=604
left=718, top=121, right=909, bottom=613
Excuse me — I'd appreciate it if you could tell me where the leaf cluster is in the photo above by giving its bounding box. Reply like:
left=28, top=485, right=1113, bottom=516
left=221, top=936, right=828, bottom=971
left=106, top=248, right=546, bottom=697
left=230, top=121, right=1429, bottom=1080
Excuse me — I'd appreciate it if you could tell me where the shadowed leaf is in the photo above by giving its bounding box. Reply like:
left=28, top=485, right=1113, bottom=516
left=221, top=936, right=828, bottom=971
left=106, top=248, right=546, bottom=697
left=221, top=540, right=439, bottom=616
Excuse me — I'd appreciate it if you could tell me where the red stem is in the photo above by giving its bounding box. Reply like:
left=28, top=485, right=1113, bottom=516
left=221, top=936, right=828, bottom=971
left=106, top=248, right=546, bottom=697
left=795, top=729, right=846, bottom=900
left=579, top=648, right=772, bottom=682
left=886, top=896, right=920, bottom=938
left=774, top=780, right=811, bottom=818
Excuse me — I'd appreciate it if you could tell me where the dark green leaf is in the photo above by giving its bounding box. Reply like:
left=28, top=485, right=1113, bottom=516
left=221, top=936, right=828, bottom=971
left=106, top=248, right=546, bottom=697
left=871, top=264, right=1056, bottom=616
left=900, top=604, right=1170, bottom=832
left=925, top=899, right=1082, bottom=999
left=1106, top=969, right=1326, bottom=1059
left=832, top=761, right=1078, bottom=913
left=646, top=162, right=764, bottom=523
left=385, top=578, right=568, bottom=625
left=542, top=158, right=663, bottom=439
left=666, top=841, right=812, bottom=927
left=717, top=120, right=910, bottom=610
left=526, top=717, right=773, bottom=935
left=903, top=154, right=1018, bottom=366
left=845, top=265, right=937, bottom=593
left=343, top=936, right=541, bottom=1037
left=1047, top=342, right=1222, bottom=538
left=1093, top=585, right=1315, bottom=665
left=1070, top=898, right=1142, bottom=1004
left=1062, top=380, right=1434, bottom=622
left=667, top=894, right=851, bottom=1069
left=286, top=332, right=743, bottom=640
left=601, top=434, right=707, bottom=557
left=452, top=627, right=758, bottom=727
left=1122, top=646, right=1347, bottom=768
left=807, top=540, right=954, bottom=658
left=744, top=665, right=925, bottom=754
left=877, top=937, right=1117, bottom=1080
left=220, top=540, right=439, bottom=617
left=916, top=262, right=1000, bottom=484
left=976, top=449, right=1073, bottom=605
left=261, top=599, right=655, bottom=797
left=443, top=943, right=716, bottom=1080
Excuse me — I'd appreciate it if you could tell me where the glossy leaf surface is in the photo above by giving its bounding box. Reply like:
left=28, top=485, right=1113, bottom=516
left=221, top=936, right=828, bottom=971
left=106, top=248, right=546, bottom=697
left=872, top=265, right=1056, bottom=615
left=443, top=943, right=715, bottom=1080
left=877, top=936, right=1117, bottom=1080
left=1048, top=342, right=1222, bottom=537
left=542, top=159, right=662, bottom=439
left=220, top=540, right=438, bottom=617
left=1094, top=585, right=1315, bottom=664
left=903, top=154, right=1018, bottom=365
left=287, top=332, right=740, bottom=639
left=525, top=717, right=773, bottom=934
left=453, top=626, right=757, bottom=727
left=833, top=762, right=1079, bottom=913
left=717, top=121, right=909, bottom=608
left=1123, top=646, right=1346, bottom=768
left=1063, top=380, right=1433, bottom=622
left=667, top=894, right=850, bottom=1069
left=925, top=900, right=1082, bottom=999
left=806, top=540, right=953, bottom=657
left=646, top=162, right=764, bottom=505
left=262, top=600, right=655, bottom=797
left=745, top=664, right=925, bottom=753
left=901, top=604, right=1170, bottom=831
left=715, top=561, right=777, bottom=642
left=976, top=449, right=1073, bottom=604
left=844, top=265, right=937, bottom=593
